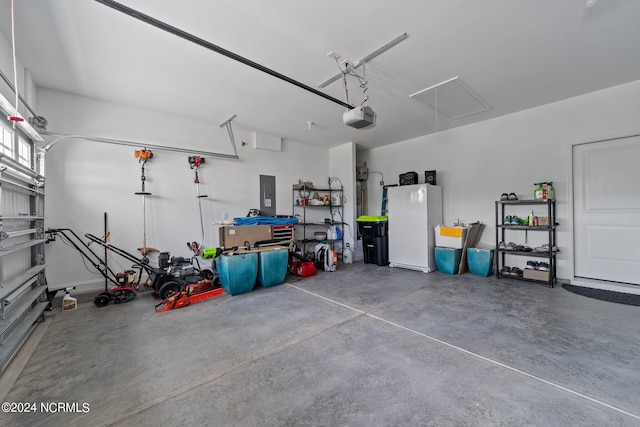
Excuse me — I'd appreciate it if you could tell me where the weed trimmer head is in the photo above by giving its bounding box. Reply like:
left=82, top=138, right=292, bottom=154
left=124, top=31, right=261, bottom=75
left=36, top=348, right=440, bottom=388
left=135, top=149, right=153, bottom=162
left=188, top=156, right=205, bottom=168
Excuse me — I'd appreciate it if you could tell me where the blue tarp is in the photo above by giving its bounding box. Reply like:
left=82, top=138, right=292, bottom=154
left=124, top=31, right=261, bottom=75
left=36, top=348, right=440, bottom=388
left=233, top=216, right=298, bottom=226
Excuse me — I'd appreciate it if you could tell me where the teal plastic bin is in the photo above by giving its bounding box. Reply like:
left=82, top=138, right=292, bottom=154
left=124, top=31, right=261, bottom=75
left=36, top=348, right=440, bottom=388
left=258, top=248, right=289, bottom=287
left=467, top=248, right=494, bottom=277
left=216, top=252, right=258, bottom=295
left=434, top=247, right=462, bottom=275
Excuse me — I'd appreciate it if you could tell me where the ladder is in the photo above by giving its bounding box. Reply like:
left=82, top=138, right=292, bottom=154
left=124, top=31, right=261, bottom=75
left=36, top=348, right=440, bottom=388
left=381, top=186, right=388, bottom=216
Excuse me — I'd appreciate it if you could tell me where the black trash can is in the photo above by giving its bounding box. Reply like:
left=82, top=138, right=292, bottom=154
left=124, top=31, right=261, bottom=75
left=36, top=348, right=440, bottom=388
left=357, top=216, right=389, bottom=266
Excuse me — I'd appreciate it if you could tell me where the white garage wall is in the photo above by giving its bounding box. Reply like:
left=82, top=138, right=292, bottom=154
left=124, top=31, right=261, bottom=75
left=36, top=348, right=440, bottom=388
left=37, top=89, right=332, bottom=291
left=358, top=79, right=640, bottom=281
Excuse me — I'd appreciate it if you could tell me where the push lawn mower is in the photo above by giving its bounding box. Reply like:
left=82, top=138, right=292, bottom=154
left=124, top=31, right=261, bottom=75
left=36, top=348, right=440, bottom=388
left=46, top=228, right=216, bottom=306
left=84, top=233, right=215, bottom=300
left=46, top=228, right=152, bottom=307
left=154, top=246, right=227, bottom=312
left=154, top=252, right=215, bottom=300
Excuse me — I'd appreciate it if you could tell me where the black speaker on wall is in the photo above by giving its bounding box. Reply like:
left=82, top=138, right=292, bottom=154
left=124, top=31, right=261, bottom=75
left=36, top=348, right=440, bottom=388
left=425, top=170, right=437, bottom=185
left=399, top=171, right=418, bottom=186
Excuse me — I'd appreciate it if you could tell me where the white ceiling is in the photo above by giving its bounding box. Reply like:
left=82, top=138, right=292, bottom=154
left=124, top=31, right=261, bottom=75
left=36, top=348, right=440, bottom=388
left=1, top=0, right=639, bottom=150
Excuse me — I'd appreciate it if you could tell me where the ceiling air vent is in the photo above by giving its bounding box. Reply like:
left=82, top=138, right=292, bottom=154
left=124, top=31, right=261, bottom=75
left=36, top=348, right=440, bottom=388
left=409, top=77, right=490, bottom=120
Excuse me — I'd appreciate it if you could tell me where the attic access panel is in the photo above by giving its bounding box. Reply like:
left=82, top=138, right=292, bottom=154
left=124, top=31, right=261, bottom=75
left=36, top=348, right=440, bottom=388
left=409, top=77, right=490, bottom=120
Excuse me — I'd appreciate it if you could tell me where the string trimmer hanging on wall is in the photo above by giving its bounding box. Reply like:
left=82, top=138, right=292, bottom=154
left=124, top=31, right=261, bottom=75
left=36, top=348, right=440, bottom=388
left=134, top=148, right=153, bottom=262
left=188, top=156, right=208, bottom=256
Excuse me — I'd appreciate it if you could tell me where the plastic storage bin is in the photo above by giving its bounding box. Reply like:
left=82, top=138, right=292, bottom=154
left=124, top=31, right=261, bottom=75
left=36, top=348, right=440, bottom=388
left=467, top=248, right=494, bottom=277
left=258, top=248, right=288, bottom=287
left=434, top=247, right=462, bottom=275
left=216, top=252, right=258, bottom=295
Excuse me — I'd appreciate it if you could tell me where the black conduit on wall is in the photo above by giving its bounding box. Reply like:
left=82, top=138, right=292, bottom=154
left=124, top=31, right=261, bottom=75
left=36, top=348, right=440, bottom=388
left=94, top=0, right=354, bottom=110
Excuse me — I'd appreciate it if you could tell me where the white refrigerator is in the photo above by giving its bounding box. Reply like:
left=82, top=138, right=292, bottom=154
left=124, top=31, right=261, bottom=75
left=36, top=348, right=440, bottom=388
left=387, top=184, right=443, bottom=272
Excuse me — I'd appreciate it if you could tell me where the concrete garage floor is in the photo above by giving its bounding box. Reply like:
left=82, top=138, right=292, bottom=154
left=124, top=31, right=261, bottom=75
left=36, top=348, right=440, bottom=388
left=1, top=261, right=640, bottom=427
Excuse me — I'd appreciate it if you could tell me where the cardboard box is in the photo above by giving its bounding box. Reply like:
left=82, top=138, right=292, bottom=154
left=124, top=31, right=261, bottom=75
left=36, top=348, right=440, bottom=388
left=457, top=223, right=485, bottom=274
left=219, top=225, right=273, bottom=248
left=523, top=268, right=550, bottom=281
left=537, top=216, right=549, bottom=226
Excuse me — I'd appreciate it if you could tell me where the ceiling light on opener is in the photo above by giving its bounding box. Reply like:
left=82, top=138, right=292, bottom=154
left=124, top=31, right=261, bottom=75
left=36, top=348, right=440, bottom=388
left=318, top=33, right=409, bottom=89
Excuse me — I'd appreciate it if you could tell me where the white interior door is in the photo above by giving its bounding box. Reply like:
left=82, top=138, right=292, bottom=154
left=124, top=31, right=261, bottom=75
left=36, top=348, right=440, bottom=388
left=573, top=135, right=640, bottom=285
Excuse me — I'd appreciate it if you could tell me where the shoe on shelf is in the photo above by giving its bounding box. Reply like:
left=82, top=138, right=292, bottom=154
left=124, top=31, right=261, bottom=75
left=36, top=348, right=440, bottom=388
left=508, top=193, right=518, bottom=200
left=533, top=243, right=559, bottom=253
left=511, top=215, right=527, bottom=226
left=504, top=215, right=513, bottom=225
left=498, top=241, right=507, bottom=250
left=538, top=262, right=549, bottom=271
left=521, top=246, right=533, bottom=252
left=500, top=193, right=509, bottom=201
left=511, top=267, right=523, bottom=277
left=500, top=266, right=511, bottom=275
left=526, top=260, right=539, bottom=269
left=504, top=242, right=517, bottom=251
